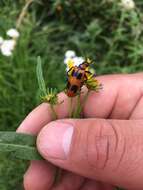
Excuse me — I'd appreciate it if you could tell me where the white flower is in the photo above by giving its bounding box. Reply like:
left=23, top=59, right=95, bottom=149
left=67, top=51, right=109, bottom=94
left=64, top=50, right=85, bottom=71
left=0, top=37, right=4, bottom=45
left=64, top=57, right=74, bottom=71
left=65, top=50, right=76, bottom=58
left=64, top=56, right=85, bottom=71
left=6, top=28, right=20, bottom=38
left=72, top=57, right=85, bottom=66
left=1, top=47, right=12, bottom=56
left=0, top=40, right=16, bottom=56
left=64, top=57, right=71, bottom=65
left=64, top=56, right=84, bottom=67
left=120, top=0, right=135, bottom=10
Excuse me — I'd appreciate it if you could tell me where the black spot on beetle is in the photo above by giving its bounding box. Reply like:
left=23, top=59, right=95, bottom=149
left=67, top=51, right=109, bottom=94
left=67, top=81, right=70, bottom=88
left=77, top=73, right=82, bottom=79
left=71, top=70, right=75, bottom=76
left=71, top=85, right=78, bottom=93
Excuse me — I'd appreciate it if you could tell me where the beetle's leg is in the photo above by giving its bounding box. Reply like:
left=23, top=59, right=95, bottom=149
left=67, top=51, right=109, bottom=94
left=84, top=71, right=93, bottom=81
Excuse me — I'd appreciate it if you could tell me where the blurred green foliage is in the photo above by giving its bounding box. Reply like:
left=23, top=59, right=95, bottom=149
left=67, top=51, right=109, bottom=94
left=0, top=0, right=143, bottom=189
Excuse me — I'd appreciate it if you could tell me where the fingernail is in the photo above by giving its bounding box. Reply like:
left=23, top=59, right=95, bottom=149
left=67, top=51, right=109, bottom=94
left=37, top=121, right=74, bottom=159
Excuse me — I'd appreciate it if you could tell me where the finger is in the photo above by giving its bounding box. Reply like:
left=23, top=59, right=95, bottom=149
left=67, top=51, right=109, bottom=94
left=129, top=73, right=143, bottom=120
left=17, top=101, right=67, bottom=189
left=18, top=73, right=143, bottom=135
left=17, top=103, right=58, bottom=190
left=24, top=161, right=56, bottom=190
left=17, top=92, right=70, bottom=134
left=17, top=93, right=73, bottom=190
left=80, top=179, right=114, bottom=190
left=37, top=118, right=143, bottom=189
left=84, top=73, right=143, bottom=119
left=52, top=171, right=84, bottom=190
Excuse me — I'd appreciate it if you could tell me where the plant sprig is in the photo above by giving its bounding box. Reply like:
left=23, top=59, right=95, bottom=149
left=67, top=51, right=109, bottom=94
left=36, top=56, right=59, bottom=106
left=36, top=56, right=47, bottom=97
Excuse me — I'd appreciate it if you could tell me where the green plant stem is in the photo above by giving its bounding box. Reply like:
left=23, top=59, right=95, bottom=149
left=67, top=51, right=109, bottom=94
left=76, top=94, right=82, bottom=117
left=70, top=90, right=90, bottom=118
left=72, top=94, right=82, bottom=118
left=16, top=0, right=33, bottom=29
left=69, top=97, right=73, bottom=118
left=50, top=104, right=58, bottom=120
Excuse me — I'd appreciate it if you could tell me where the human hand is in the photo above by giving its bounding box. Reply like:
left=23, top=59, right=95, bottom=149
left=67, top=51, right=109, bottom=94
left=17, top=73, right=143, bottom=190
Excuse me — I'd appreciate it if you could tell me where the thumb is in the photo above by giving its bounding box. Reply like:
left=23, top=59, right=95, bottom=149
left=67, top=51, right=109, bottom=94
left=37, top=119, right=143, bottom=189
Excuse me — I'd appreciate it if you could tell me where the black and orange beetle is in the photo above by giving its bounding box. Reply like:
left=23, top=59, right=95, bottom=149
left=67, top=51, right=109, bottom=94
left=66, top=59, right=94, bottom=97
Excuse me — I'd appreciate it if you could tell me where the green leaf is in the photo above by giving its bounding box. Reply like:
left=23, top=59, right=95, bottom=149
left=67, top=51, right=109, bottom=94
left=0, top=132, right=36, bottom=146
left=36, top=56, right=47, bottom=97
left=0, top=132, right=43, bottom=160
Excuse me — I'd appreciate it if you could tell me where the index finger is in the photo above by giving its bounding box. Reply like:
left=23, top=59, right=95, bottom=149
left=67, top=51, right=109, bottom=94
left=17, top=73, right=143, bottom=134
left=17, top=92, right=70, bottom=134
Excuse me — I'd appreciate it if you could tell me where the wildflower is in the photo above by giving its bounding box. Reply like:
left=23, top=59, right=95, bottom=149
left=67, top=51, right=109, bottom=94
left=72, top=57, right=85, bottom=67
left=6, top=28, right=20, bottom=38
left=64, top=55, right=85, bottom=72
left=0, top=40, right=16, bottom=56
left=64, top=56, right=85, bottom=69
left=0, top=28, right=19, bottom=56
left=41, top=88, right=58, bottom=105
left=64, top=50, right=85, bottom=71
left=64, top=57, right=74, bottom=65
left=65, top=50, right=76, bottom=58
left=85, top=76, right=102, bottom=91
left=120, top=0, right=135, bottom=10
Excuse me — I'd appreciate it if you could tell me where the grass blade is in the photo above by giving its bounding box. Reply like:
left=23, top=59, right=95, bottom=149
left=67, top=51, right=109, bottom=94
left=36, top=56, right=47, bottom=96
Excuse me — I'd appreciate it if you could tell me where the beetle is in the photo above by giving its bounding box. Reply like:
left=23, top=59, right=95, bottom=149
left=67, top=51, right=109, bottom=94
left=66, top=60, right=93, bottom=97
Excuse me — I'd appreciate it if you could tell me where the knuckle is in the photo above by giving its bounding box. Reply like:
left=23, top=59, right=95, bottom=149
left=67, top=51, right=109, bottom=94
left=104, top=120, right=127, bottom=170
left=69, top=120, right=127, bottom=172
left=86, top=120, right=124, bottom=170
left=86, top=120, right=111, bottom=169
